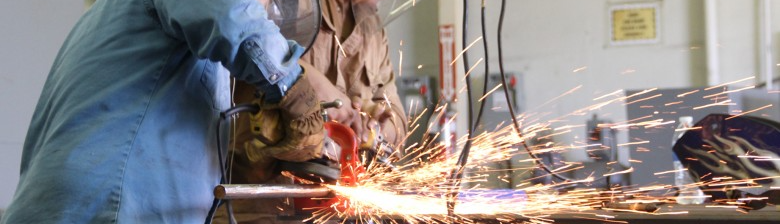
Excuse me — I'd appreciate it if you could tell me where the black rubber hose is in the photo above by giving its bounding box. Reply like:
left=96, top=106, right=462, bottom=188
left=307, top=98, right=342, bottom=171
left=448, top=0, right=492, bottom=216
left=206, top=105, right=259, bottom=224
left=494, top=0, right=576, bottom=183
left=446, top=0, right=473, bottom=217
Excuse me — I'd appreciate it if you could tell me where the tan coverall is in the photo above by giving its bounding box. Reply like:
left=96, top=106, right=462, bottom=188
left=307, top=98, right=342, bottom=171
left=215, top=0, right=407, bottom=223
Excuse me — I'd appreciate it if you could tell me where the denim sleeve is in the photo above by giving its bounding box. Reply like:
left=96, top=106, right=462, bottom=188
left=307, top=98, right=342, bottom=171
left=151, top=0, right=302, bottom=102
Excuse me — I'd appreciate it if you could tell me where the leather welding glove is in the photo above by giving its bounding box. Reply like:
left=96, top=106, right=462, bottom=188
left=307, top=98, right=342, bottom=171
left=244, top=71, right=325, bottom=175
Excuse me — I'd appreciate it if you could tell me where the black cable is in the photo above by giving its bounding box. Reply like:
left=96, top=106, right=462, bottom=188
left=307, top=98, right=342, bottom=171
left=448, top=0, right=494, bottom=217
left=493, top=0, right=575, bottom=183
left=462, top=0, right=473, bottom=140
left=205, top=104, right=258, bottom=224
left=446, top=0, right=472, bottom=217
left=472, top=0, right=491, bottom=140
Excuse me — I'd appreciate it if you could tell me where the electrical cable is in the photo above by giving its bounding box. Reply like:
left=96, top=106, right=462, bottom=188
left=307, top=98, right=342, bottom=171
left=448, top=1, right=595, bottom=215
left=448, top=0, right=493, bottom=217
left=494, top=0, right=575, bottom=183
left=461, top=0, right=473, bottom=141
left=205, top=103, right=259, bottom=224
left=493, top=0, right=629, bottom=187
left=445, top=0, right=472, bottom=217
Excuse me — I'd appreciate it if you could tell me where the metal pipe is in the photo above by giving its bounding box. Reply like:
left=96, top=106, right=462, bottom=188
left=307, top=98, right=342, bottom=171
left=759, top=0, right=774, bottom=90
left=705, top=0, right=720, bottom=86
left=214, top=184, right=331, bottom=200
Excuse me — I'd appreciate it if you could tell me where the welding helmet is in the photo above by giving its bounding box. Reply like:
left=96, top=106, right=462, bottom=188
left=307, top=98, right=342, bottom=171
left=377, top=0, right=424, bottom=26
left=261, top=0, right=322, bottom=54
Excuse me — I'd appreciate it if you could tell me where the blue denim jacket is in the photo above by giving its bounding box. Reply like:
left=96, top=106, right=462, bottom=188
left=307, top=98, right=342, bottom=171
left=1, top=0, right=302, bottom=223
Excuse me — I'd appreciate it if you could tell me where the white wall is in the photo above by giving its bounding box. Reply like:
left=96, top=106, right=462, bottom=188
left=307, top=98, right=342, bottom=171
left=386, top=0, right=441, bottom=81
left=0, top=0, right=84, bottom=209
left=717, top=1, right=759, bottom=83
left=448, top=0, right=707, bottom=162
left=436, top=0, right=780, bottom=164
left=716, top=0, right=780, bottom=85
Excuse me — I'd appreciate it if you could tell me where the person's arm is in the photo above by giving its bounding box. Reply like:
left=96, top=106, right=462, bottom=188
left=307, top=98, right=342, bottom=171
left=152, top=0, right=301, bottom=103
left=152, top=0, right=324, bottom=166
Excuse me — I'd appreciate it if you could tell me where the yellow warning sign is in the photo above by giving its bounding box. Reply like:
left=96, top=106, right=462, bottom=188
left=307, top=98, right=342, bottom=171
left=611, top=4, right=658, bottom=44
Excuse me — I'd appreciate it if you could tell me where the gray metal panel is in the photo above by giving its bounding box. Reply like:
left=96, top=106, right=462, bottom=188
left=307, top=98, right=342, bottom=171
left=625, top=87, right=731, bottom=188
left=467, top=73, right=527, bottom=189
left=739, top=89, right=780, bottom=122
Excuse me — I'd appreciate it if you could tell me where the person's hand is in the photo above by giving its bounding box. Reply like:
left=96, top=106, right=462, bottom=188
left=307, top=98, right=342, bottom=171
left=244, top=71, right=325, bottom=179
left=359, top=100, right=394, bottom=144
left=301, top=62, right=365, bottom=136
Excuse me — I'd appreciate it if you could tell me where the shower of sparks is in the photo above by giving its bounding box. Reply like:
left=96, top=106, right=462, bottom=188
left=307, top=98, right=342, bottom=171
left=293, top=76, right=780, bottom=223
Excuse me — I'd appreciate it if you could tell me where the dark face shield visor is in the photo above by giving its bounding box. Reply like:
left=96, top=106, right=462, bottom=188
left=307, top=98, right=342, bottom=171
left=261, top=0, right=322, bottom=54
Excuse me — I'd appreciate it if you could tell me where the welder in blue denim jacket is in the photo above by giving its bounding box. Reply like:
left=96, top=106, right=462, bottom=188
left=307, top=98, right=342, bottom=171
left=1, top=0, right=324, bottom=223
